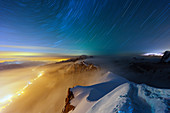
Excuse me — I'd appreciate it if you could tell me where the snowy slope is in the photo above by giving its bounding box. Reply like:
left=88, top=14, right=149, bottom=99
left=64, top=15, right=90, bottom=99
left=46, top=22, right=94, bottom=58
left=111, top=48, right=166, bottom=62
left=68, top=72, right=170, bottom=113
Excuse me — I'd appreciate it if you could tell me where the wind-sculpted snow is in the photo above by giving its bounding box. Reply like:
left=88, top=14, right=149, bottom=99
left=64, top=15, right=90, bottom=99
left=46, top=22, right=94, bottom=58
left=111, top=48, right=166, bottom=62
left=68, top=72, right=170, bottom=113
left=137, top=84, right=170, bottom=113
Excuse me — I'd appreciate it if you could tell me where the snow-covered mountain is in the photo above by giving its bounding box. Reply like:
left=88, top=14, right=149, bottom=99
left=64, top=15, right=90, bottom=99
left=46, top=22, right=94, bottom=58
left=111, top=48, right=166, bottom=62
left=61, top=53, right=170, bottom=113
left=1, top=55, right=169, bottom=113
left=63, top=72, right=170, bottom=113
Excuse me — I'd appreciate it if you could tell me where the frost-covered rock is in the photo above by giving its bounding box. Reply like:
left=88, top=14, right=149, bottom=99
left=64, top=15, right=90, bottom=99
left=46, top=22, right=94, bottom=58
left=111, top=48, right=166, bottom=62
left=137, top=84, right=170, bottom=113
left=161, top=51, right=170, bottom=63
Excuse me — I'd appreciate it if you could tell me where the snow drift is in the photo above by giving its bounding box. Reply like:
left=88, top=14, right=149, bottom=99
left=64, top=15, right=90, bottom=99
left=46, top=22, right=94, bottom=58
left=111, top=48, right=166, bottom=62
left=64, top=72, right=170, bottom=113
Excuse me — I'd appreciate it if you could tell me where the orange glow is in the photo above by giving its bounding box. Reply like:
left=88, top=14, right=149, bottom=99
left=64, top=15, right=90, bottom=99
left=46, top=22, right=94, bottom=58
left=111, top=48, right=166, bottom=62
left=0, top=57, right=69, bottom=63
left=0, top=71, right=44, bottom=112
left=0, top=60, right=16, bottom=63
left=0, top=51, right=69, bottom=63
left=24, top=57, right=69, bottom=62
left=0, top=52, right=43, bottom=57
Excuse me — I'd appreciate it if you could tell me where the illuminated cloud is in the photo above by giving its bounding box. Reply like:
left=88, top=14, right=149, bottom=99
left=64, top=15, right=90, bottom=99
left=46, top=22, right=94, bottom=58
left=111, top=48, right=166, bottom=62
left=0, top=51, right=43, bottom=57
left=0, top=45, right=87, bottom=56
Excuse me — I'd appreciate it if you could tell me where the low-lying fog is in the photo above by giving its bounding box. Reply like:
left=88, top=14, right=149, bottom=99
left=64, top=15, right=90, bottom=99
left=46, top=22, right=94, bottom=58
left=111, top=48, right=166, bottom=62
left=0, top=59, right=102, bottom=113
left=1, top=55, right=169, bottom=113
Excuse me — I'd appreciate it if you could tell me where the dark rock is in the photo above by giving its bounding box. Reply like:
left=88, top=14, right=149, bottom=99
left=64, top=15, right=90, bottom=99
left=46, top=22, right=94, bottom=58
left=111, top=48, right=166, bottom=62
left=161, top=51, right=170, bottom=63
left=56, top=55, right=94, bottom=64
left=62, top=88, right=75, bottom=113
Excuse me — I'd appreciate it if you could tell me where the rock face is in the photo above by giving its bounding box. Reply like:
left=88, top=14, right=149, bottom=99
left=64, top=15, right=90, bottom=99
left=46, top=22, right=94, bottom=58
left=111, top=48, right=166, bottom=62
left=161, top=51, right=170, bottom=63
left=66, top=61, right=99, bottom=74
left=57, top=55, right=93, bottom=64
left=62, top=88, right=75, bottom=113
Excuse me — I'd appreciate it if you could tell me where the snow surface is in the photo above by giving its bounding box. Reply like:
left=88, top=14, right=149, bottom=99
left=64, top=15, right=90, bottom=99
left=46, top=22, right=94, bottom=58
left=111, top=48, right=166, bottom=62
left=69, top=72, right=170, bottom=113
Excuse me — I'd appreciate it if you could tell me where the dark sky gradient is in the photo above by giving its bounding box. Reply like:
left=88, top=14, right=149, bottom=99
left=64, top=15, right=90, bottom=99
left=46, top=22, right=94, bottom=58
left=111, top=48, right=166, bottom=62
left=0, top=0, right=169, bottom=55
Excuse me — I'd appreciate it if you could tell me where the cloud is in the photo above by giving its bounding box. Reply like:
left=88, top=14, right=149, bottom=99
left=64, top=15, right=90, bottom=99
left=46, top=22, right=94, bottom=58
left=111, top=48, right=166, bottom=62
left=0, top=45, right=88, bottom=56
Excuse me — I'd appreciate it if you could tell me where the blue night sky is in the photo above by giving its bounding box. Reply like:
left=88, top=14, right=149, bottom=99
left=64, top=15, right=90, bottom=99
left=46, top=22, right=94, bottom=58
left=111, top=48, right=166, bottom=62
left=0, top=0, right=169, bottom=55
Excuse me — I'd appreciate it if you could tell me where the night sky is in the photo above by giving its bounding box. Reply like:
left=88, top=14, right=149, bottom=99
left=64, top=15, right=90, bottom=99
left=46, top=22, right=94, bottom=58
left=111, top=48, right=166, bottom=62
left=0, top=0, right=169, bottom=55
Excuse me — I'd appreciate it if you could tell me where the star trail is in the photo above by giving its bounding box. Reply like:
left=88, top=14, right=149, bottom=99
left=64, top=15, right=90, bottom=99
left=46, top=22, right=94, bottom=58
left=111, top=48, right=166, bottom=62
left=0, top=0, right=169, bottom=55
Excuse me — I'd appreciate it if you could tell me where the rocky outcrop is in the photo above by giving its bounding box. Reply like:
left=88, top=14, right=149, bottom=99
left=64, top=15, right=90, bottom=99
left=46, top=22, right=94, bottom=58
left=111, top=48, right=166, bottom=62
left=57, top=55, right=93, bottom=64
left=61, top=61, right=99, bottom=113
left=62, top=88, right=75, bottom=113
left=66, top=61, right=99, bottom=74
left=161, top=51, right=170, bottom=63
